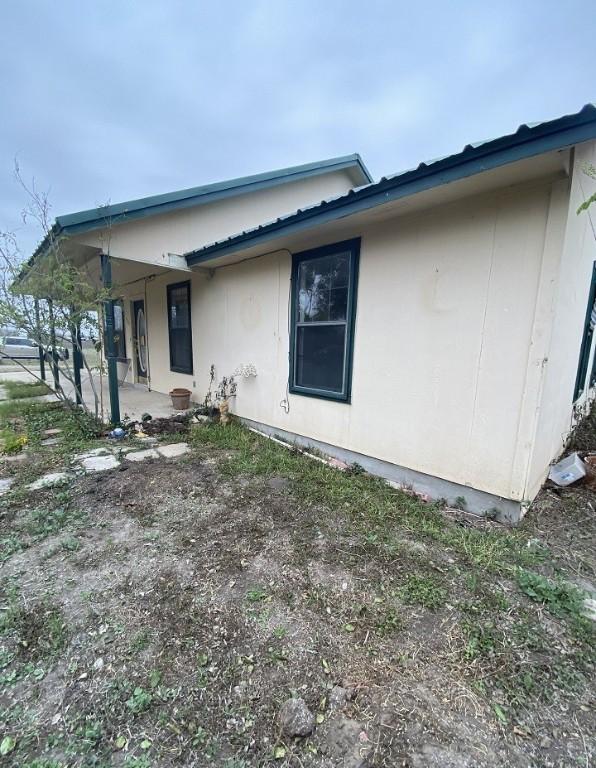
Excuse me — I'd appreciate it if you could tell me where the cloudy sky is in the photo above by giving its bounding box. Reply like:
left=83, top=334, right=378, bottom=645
left=1, top=0, right=595, bottom=255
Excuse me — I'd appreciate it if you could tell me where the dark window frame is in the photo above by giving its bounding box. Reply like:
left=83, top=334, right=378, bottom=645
left=289, top=238, right=360, bottom=403
left=573, top=261, right=596, bottom=402
left=167, top=280, right=194, bottom=375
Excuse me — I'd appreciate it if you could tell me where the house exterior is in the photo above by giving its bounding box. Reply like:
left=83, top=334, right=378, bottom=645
left=29, top=105, right=596, bottom=521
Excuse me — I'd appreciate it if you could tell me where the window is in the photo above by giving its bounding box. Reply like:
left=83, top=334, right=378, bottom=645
left=113, top=300, right=127, bottom=361
left=167, top=281, right=193, bottom=374
left=573, top=262, right=596, bottom=401
left=290, top=239, right=360, bottom=402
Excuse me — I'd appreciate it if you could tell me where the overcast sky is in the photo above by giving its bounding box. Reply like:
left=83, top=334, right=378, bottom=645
left=1, top=0, right=595, bottom=256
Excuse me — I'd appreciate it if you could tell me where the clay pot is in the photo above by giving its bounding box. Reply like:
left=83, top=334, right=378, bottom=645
left=169, top=388, right=191, bottom=410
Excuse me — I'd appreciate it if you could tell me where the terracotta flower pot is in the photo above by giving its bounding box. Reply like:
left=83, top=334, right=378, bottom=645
left=170, top=388, right=191, bottom=410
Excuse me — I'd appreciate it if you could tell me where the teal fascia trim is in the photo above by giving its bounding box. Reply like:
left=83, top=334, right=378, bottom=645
left=289, top=238, right=360, bottom=403
left=25, top=154, right=371, bottom=272
left=54, top=154, right=372, bottom=236
left=185, top=104, right=596, bottom=266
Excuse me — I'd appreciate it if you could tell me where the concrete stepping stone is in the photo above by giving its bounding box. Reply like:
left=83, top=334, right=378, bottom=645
left=80, top=454, right=120, bottom=472
left=126, top=448, right=159, bottom=462
left=0, top=477, right=14, bottom=495
left=3, top=452, right=28, bottom=463
left=44, top=428, right=62, bottom=437
left=157, top=442, right=190, bottom=458
left=27, top=472, right=70, bottom=490
left=73, top=447, right=112, bottom=461
left=41, top=437, right=61, bottom=447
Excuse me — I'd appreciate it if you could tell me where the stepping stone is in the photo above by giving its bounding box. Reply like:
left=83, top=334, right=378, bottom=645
left=3, top=452, right=28, bottom=463
left=80, top=454, right=120, bottom=472
left=41, top=437, right=61, bottom=447
left=126, top=448, right=159, bottom=462
left=0, top=477, right=14, bottom=495
left=157, top=443, right=190, bottom=459
left=44, top=428, right=62, bottom=437
left=28, top=472, right=70, bottom=490
left=73, top=447, right=112, bottom=461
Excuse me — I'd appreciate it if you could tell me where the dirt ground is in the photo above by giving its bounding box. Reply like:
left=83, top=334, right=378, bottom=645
left=0, top=411, right=594, bottom=767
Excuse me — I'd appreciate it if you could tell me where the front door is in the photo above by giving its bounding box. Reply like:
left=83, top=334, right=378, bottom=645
left=132, top=299, right=148, bottom=383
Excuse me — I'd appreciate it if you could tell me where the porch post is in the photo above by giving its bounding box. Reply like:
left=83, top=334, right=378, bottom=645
left=47, top=298, right=60, bottom=389
left=70, top=308, right=83, bottom=406
left=34, top=298, right=46, bottom=382
left=100, top=253, right=120, bottom=424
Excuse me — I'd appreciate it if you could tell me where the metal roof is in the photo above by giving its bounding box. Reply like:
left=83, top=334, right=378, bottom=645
left=185, top=104, right=596, bottom=267
left=27, top=153, right=372, bottom=267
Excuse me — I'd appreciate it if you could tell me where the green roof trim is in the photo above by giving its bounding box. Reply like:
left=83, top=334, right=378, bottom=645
left=27, top=154, right=372, bottom=267
left=185, top=104, right=596, bottom=266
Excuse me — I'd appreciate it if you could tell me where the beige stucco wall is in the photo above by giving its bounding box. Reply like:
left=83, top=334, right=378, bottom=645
left=76, top=170, right=356, bottom=268
left=120, top=174, right=570, bottom=503
left=525, top=141, right=596, bottom=498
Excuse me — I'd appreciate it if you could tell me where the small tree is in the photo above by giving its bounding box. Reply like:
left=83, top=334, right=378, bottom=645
left=0, top=164, right=112, bottom=419
left=577, top=163, right=596, bottom=214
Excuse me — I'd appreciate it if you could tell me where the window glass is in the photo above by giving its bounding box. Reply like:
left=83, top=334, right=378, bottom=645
left=298, top=252, right=349, bottom=322
left=113, top=301, right=126, bottom=360
left=296, top=324, right=346, bottom=392
left=291, top=241, right=358, bottom=401
left=167, top=282, right=193, bottom=374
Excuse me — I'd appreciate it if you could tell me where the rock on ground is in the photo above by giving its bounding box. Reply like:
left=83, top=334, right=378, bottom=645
left=277, top=697, right=315, bottom=737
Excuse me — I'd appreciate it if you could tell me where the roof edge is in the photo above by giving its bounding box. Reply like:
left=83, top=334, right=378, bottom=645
left=185, top=103, right=596, bottom=266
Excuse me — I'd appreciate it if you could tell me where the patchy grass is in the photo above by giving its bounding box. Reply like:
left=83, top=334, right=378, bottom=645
left=0, top=409, right=593, bottom=766
left=3, top=380, right=52, bottom=400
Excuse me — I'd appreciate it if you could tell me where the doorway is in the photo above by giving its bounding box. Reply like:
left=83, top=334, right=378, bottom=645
left=132, top=299, right=148, bottom=384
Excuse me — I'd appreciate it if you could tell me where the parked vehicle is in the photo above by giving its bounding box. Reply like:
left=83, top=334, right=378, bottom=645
left=0, top=336, right=40, bottom=359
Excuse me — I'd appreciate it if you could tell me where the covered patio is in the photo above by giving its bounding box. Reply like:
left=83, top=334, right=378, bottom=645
left=0, top=365, right=183, bottom=422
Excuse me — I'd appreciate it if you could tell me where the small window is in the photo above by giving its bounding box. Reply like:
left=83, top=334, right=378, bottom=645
left=290, top=239, right=360, bottom=402
left=573, top=262, right=596, bottom=401
left=113, top=301, right=127, bottom=361
left=167, top=281, right=193, bottom=374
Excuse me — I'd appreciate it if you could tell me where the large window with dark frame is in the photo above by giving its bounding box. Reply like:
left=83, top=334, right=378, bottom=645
left=167, top=281, right=193, bottom=374
left=290, top=239, right=360, bottom=402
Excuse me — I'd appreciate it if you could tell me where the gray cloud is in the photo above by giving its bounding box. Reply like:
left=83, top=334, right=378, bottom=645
left=1, top=0, right=595, bottom=255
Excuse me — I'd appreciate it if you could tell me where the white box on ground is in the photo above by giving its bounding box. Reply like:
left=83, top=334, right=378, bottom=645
left=548, top=452, right=586, bottom=486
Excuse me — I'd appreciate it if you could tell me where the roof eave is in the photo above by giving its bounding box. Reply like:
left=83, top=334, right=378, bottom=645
left=185, top=105, right=596, bottom=267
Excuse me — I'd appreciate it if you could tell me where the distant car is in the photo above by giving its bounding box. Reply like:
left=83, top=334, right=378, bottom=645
left=0, top=336, right=40, bottom=359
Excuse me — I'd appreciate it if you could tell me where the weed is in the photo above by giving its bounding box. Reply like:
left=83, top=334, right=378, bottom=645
left=25, top=506, right=85, bottom=540
left=454, top=495, right=467, bottom=510
left=516, top=569, right=586, bottom=619
left=245, top=587, right=269, bottom=603
left=375, top=606, right=401, bottom=636
left=399, top=574, right=447, bottom=609
left=126, top=686, right=153, bottom=715
left=0, top=534, right=25, bottom=562
left=4, top=380, right=51, bottom=400
left=130, top=629, right=151, bottom=653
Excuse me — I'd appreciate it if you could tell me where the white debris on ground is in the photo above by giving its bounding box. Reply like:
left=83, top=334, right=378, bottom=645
left=13, top=442, right=191, bottom=493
